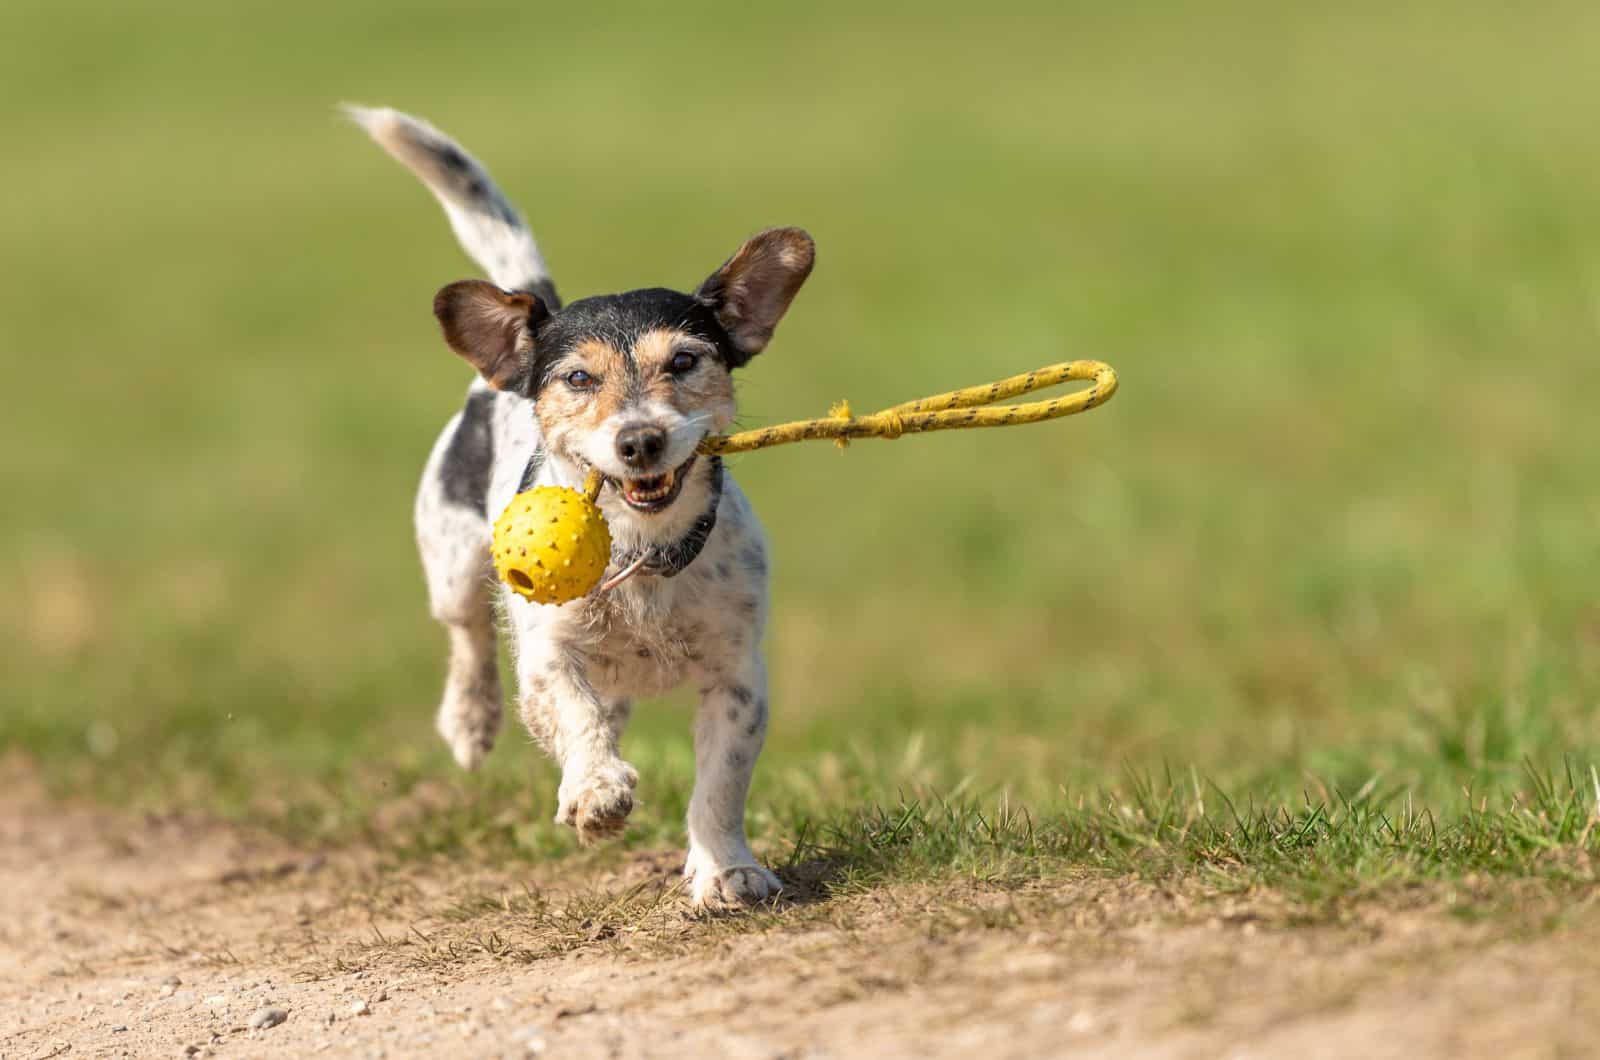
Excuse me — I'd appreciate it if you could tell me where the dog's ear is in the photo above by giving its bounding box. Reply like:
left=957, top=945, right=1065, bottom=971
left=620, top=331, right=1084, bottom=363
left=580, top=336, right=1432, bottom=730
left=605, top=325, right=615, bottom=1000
left=694, top=227, right=814, bottom=364
left=433, top=280, right=549, bottom=390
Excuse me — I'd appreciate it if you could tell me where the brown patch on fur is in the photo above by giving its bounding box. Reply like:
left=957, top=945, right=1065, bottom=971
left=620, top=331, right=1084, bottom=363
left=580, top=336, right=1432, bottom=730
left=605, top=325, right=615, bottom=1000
left=535, top=338, right=632, bottom=445
left=433, top=280, right=547, bottom=389
left=634, top=329, right=735, bottom=422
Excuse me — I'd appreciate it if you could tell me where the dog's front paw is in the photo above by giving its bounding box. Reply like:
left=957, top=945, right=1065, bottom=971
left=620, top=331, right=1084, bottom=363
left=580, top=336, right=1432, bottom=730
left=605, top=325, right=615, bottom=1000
left=555, top=760, right=639, bottom=844
left=685, top=858, right=782, bottom=913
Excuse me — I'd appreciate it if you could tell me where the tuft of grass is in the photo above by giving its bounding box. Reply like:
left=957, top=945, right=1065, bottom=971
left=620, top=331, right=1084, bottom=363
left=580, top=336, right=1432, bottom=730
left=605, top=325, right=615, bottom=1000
left=771, top=759, right=1600, bottom=911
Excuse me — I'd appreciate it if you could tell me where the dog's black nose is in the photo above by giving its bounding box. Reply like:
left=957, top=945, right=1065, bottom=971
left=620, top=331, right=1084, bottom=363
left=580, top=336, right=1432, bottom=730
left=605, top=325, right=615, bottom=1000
left=615, top=425, right=668, bottom=469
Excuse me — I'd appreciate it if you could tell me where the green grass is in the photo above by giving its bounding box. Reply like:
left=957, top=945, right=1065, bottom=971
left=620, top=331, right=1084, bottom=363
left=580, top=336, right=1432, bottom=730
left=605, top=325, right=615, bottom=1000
left=4, top=1, right=1600, bottom=905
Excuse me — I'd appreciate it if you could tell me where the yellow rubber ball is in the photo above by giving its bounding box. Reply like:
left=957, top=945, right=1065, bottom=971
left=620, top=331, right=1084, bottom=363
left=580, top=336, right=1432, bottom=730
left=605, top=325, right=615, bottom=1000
left=491, top=486, right=613, bottom=605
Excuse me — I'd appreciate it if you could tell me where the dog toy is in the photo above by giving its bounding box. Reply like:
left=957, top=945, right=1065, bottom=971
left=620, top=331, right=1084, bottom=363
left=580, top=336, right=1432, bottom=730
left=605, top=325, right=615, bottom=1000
left=491, top=482, right=614, bottom=604
left=493, top=359, right=1119, bottom=604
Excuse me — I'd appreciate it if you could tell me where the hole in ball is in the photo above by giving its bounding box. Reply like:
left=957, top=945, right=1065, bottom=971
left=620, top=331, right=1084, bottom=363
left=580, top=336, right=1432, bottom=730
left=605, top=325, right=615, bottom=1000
left=507, top=569, right=534, bottom=590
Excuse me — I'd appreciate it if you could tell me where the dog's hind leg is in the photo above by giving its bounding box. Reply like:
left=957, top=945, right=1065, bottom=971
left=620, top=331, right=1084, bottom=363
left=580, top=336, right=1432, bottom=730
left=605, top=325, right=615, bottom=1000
left=416, top=386, right=503, bottom=770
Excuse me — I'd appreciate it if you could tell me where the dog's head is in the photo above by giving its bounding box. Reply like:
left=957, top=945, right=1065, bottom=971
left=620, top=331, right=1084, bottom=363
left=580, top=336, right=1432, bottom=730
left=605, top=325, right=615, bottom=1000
left=433, top=227, right=813, bottom=520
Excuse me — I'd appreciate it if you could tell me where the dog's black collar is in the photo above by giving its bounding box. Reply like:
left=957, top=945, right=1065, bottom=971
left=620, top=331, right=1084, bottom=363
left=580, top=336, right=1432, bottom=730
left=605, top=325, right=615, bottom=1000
left=612, top=455, right=723, bottom=579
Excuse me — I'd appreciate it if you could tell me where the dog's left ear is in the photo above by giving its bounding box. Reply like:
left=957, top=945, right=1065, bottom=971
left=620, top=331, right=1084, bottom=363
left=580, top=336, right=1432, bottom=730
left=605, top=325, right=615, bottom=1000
left=694, top=227, right=815, bottom=365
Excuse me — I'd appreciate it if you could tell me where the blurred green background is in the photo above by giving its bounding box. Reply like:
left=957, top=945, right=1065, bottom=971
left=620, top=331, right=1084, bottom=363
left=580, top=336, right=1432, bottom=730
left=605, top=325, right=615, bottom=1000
left=3, top=1, right=1599, bottom=850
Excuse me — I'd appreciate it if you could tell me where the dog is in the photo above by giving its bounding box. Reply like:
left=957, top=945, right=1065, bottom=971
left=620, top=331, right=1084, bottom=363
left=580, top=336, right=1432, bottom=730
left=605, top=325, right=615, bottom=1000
left=346, top=106, right=812, bottom=911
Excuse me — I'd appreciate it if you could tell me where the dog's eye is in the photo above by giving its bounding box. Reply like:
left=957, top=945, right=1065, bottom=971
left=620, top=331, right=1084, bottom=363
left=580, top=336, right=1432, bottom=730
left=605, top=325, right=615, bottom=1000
left=668, top=351, right=699, bottom=375
left=565, top=369, right=597, bottom=390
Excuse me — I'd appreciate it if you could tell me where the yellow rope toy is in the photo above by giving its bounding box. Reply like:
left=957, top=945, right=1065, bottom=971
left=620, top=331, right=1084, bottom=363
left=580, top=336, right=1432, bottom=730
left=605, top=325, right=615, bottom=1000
left=492, top=359, right=1119, bottom=604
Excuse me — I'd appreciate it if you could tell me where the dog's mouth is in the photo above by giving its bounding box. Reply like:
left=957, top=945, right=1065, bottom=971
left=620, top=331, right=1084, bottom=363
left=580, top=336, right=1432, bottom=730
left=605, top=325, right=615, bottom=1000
left=618, top=454, right=697, bottom=514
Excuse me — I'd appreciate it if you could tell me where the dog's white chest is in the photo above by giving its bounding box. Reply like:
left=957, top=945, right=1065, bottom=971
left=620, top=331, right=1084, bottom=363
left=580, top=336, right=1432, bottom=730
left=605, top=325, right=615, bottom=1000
left=581, top=583, right=705, bottom=697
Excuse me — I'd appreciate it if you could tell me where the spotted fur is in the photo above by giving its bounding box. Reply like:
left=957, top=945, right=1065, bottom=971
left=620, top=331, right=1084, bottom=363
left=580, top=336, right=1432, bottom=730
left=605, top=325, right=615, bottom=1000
left=351, top=106, right=813, bottom=911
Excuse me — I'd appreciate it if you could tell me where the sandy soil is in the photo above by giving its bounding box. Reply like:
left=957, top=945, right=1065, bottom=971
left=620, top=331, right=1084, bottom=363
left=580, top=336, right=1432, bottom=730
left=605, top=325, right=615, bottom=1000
left=3, top=766, right=1598, bottom=1060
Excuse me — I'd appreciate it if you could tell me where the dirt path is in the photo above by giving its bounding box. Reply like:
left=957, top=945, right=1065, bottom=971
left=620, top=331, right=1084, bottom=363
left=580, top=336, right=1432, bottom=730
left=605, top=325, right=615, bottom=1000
left=3, top=769, right=1598, bottom=1060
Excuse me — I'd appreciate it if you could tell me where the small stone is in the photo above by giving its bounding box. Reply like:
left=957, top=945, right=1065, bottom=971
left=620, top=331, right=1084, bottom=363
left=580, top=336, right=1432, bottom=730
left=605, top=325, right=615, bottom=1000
left=248, top=1006, right=287, bottom=1030
left=349, top=998, right=371, bottom=1017
left=371, top=987, right=389, bottom=1003
left=183, top=1046, right=202, bottom=1058
left=111, top=1024, right=128, bottom=1032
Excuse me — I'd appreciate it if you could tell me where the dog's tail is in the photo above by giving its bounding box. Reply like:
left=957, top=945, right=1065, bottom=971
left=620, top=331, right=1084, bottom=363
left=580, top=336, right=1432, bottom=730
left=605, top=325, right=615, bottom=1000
left=343, top=104, right=558, bottom=305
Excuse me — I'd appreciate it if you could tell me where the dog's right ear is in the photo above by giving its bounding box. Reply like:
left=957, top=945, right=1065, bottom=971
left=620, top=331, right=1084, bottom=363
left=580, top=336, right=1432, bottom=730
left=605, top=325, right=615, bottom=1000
left=433, top=280, right=549, bottom=390
left=695, top=227, right=815, bottom=366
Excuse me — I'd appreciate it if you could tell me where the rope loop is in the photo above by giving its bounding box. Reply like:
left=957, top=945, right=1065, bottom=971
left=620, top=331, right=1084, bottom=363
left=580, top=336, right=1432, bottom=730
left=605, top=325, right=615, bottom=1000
left=697, top=360, right=1118, bottom=457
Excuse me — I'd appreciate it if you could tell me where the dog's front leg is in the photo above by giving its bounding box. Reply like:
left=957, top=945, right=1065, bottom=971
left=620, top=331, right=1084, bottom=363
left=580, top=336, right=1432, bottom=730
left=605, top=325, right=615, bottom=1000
left=518, top=647, right=637, bottom=845
left=685, top=654, right=781, bottom=911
